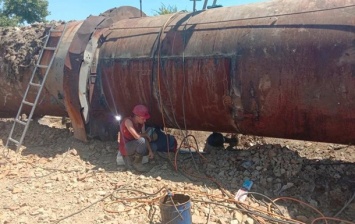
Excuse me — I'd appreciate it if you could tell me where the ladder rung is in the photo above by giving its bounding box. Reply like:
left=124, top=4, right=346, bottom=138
left=36, top=64, right=49, bottom=68
left=30, top=82, right=41, bottom=87
left=9, top=138, right=20, bottom=145
left=44, top=47, right=56, bottom=51
left=15, top=119, right=27, bottom=126
left=23, top=100, right=34, bottom=106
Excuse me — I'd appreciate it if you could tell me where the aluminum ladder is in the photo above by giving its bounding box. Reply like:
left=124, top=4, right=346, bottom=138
left=5, top=24, right=67, bottom=151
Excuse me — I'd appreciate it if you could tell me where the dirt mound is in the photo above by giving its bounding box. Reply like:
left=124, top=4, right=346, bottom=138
left=0, top=22, right=64, bottom=82
left=0, top=24, right=48, bottom=81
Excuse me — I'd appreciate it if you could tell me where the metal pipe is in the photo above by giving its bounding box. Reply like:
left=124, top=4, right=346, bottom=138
left=202, top=0, right=208, bottom=10
left=0, top=0, right=354, bottom=145
left=191, top=0, right=197, bottom=12
left=140, top=0, right=142, bottom=17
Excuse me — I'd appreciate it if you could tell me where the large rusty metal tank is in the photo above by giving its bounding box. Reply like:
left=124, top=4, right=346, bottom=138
left=96, top=0, right=355, bottom=144
left=1, top=0, right=355, bottom=144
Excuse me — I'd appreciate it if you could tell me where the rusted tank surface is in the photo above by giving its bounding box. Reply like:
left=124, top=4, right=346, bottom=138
left=97, top=0, right=355, bottom=144
left=0, top=6, right=144, bottom=141
left=63, top=6, right=145, bottom=141
left=44, top=21, right=83, bottom=107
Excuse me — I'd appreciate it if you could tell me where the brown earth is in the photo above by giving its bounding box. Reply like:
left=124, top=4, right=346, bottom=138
left=0, top=22, right=67, bottom=81
left=0, top=24, right=48, bottom=82
left=0, top=116, right=354, bottom=224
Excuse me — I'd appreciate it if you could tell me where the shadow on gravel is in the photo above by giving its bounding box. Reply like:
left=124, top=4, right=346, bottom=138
left=1, top=118, right=354, bottom=222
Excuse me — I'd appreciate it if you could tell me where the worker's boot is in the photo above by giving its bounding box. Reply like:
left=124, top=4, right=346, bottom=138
left=122, top=154, right=135, bottom=170
left=133, top=153, right=153, bottom=173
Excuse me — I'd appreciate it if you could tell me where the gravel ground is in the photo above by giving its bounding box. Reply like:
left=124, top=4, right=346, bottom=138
left=0, top=116, right=354, bottom=224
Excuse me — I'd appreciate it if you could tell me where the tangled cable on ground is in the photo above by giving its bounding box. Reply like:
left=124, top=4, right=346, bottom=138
left=165, top=135, right=355, bottom=224
left=55, top=184, right=355, bottom=224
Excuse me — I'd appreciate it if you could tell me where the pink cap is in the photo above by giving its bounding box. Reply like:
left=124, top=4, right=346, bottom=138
left=132, top=105, right=150, bottom=119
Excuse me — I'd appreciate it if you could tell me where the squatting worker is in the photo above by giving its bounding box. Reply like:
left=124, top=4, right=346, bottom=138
left=119, top=104, right=154, bottom=172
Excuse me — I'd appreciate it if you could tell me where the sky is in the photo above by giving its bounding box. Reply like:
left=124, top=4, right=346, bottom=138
left=47, top=0, right=264, bottom=21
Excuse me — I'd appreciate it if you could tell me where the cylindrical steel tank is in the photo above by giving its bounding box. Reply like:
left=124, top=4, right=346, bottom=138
left=0, top=0, right=355, bottom=144
left=97, top=0, right=355, bottom=144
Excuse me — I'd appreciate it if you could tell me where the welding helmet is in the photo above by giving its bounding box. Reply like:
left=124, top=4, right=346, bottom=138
left=132, top=104, right=150, bottom=119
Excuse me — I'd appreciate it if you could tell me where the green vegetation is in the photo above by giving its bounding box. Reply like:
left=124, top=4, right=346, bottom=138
left=153, top=3, right=178, bottom=15
left=0, top=0, right=49, bottom=26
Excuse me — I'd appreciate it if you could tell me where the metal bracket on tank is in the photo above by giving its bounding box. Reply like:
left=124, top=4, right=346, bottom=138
left=78, top=30, right=103, bottom=124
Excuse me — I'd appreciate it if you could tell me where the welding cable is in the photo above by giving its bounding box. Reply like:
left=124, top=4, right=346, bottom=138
left=104, top=187, right=166, bottom=213
left=101, top=184, right=310, bottom=224
left=192, top=199, right=301, bottom=224
left=174, top=134, right=206, bottom=171
left=172, top=150, right=209, bottom=186
left=178, top=145, right=207, bottom=165
left=333, top=191, right=355, bottom=217
left=174, top=150, right=296, bottom=223
left=158, top=60, right=184, bottom=134
left=56, top=186, right=164, bottom=222
left=181, top=14, right=193, bottom=134
left=206, top=175, right=234, bottom=199
left=173, top=159, right=306, bottom=224
left=104, top=197, right=161, bottom=213
left=12, top=147, right=74, bottom=186
left=272, top=197, right=327, bottom=224
left=177, top=161, right=203, bottom=182
left=187, top=144, right=208, bottom=161
left=175, top=155, right=234, bottom=199
left=103, top=181, right=349, bottom=223
left=185, top=135, right=208, bottom=161
left=236, top=191, right=284, bottom=216
left=106, top=186, right=294, bottom=223
left=151, top=12, right=180, bottom=113
left=155, top=12, right=184, bottom=166
left=101, top=174, right=353, bottom=224
left=196, top=168, right=233, bottom=198
left=174, top=136, right=190, bottom=171
left=170, top=144, right=350, bottom=224
left=54, top=190, right=116, bottom=224
left=172, top=189, right=305, bottom=224
left=179, top=165, right=238, bottom=201
left=176, top=153, right=208, bottom=184
left=148, top=203, right=157, bottom=223
left=153, top=11, right=190, bottom=136
left=111, top=187, right=166, bottom=200
left=156, top=12, right=182, bottom=124
left=180, top=136, right=199, bottom=170
left=311, top=217, right=355, bottom=224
